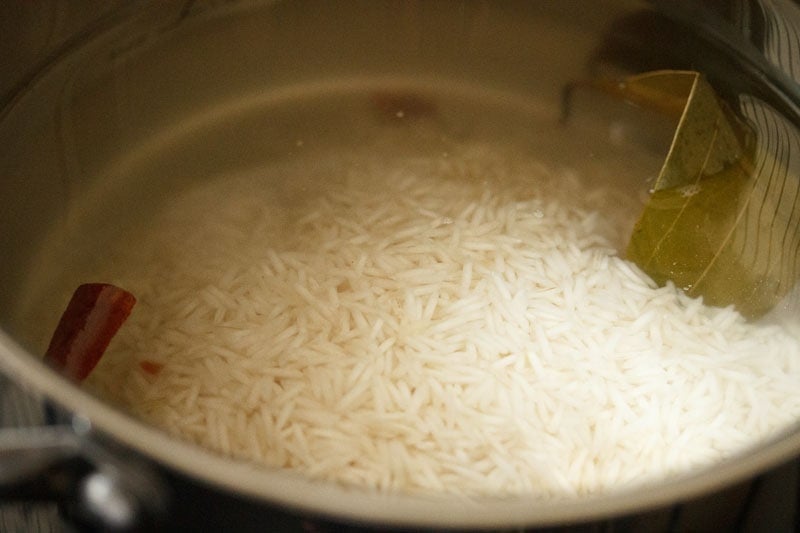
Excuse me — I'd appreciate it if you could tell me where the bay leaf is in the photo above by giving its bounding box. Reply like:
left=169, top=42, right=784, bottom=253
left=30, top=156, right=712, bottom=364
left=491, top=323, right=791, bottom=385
left=624, top=70, right=797, bottom=319
left=614, top=71, right=746, bottom=191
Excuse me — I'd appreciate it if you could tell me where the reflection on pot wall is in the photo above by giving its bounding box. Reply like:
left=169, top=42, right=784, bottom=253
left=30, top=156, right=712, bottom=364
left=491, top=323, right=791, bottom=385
left=1, top=1, right=800, bottom=531
left=0, top=1, right=127, bottom=101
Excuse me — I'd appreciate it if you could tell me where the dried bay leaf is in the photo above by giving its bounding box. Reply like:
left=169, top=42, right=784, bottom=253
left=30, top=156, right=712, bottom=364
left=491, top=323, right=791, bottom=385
left=626, top=156, right=773, bottom=317
left=645, top=71, right=745, bottom=191
left=622, top=70, right=797, bottom=319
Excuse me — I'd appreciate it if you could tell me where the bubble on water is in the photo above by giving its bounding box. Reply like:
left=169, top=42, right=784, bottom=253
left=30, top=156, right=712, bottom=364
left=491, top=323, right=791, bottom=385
left=680, top=184, right=701, bottom=197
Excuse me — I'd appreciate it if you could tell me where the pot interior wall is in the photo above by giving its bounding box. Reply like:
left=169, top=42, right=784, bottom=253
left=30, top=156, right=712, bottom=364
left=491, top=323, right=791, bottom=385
left=0, top=0, right=638, bottom=345
left=2, top=0, right=800, bottom=528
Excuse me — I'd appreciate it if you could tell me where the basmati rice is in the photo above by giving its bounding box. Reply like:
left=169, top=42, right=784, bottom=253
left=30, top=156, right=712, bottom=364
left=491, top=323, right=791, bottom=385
left=84, top=144, right=800, bottom=498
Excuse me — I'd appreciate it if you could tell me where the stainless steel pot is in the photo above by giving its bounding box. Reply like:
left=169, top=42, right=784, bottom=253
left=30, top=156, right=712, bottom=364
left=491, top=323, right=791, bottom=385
left=1, top=1, right=799, bottom=530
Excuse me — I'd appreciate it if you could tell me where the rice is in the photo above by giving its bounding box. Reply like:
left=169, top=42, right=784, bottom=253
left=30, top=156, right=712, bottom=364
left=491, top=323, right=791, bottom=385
left=85, top=144, right=800, bottom=498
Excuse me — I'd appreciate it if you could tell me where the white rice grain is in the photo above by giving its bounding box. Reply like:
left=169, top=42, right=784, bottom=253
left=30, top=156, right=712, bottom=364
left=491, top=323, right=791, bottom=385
left=84, top=145, right=800, bottom=500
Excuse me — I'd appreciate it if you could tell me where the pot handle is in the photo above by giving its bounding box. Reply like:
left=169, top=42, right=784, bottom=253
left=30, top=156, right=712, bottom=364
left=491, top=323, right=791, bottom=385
left=0, top=421, right=168, bottom=531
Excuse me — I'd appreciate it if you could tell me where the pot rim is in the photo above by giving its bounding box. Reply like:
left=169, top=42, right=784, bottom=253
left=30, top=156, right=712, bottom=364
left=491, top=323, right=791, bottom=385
left=3, top=330, right=800, bottom=528
left=3, top=0, right=800, bottom=527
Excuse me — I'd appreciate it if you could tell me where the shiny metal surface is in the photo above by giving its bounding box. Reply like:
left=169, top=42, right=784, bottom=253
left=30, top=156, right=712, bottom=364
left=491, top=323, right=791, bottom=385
left=1, top=1, right=799, bottom=528
left=0, top=1, right=127, bottom=102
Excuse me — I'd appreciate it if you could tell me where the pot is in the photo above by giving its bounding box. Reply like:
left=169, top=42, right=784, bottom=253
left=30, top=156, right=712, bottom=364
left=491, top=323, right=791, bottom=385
left=1, top=0, right=799, bottom=530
